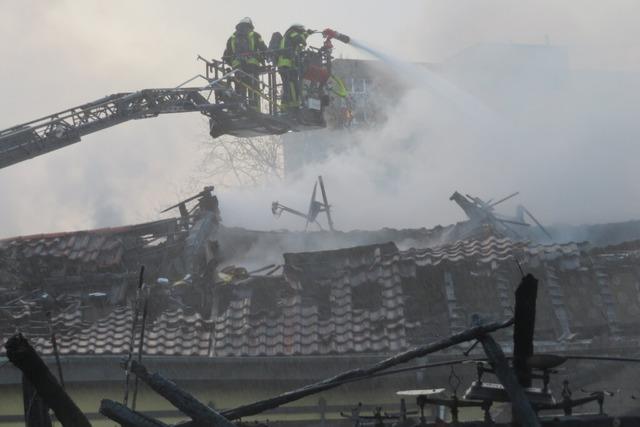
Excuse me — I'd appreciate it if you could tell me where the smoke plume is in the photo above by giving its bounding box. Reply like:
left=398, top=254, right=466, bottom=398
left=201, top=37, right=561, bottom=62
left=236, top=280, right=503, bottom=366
left=1, top=1, right=639, bottom=239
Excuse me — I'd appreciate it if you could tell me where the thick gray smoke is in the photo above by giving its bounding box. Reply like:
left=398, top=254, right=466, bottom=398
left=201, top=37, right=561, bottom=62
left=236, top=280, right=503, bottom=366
left=219, top=42, right=640, bottom=233
left=1, top=1, right=639, bottom=238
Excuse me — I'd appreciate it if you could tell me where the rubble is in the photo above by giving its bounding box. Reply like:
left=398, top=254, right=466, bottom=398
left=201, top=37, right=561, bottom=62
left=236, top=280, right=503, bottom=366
left=2, top=188, right=640, bottom=425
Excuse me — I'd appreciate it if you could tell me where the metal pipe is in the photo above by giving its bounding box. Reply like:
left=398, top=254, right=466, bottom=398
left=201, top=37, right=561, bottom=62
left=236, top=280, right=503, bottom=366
left=45, top=311, right=65, bottom=390
left=131, top=275, right=150, bottom=411
left=123, top=265, right=145, bottom=407
left=318, top=176, right=334, bottom=231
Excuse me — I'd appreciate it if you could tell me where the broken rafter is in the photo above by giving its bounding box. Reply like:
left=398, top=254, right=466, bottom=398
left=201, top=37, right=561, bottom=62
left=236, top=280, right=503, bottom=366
left=119, top=319, right=512, bottom=427
left=174, top=317, right=513, bottom=427
left=5, top=334, right=91, bottom=427
left=100, top=399, right=169, bottom=427
left=23, top=375, right=53, bottom=427
left=128, top=360, right=235, bottom=427
left=480, top=334, right=540, bottom=427
left=513, top=273, right=538, bottom=387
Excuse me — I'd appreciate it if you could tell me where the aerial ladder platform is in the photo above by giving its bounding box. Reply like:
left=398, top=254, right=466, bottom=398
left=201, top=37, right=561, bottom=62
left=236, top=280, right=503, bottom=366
left=0, top=29, right=351, bottom=170
left=0, top=84, right=290, bottom=170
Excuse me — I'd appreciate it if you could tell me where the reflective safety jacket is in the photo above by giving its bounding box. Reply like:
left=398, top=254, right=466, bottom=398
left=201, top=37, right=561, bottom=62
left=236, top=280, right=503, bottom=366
left=224, top=30, right=267, bottom=68
left=277, top=27, right=309, bottom=69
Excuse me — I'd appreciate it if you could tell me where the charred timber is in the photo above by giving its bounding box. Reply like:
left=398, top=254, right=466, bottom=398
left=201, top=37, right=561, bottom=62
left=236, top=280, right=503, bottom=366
left=23, top=375, right=53, bottom=427
left=171, top=317, right=515, bottom=427
left=513, top=273, right=538, bottom=387
left=99, top=399, right=169, bottom=427
left=5, top=333, right=91, bottom=427
left=479, top=334, right=539, bottom=427
left=128, top=360, right=235, bottom=427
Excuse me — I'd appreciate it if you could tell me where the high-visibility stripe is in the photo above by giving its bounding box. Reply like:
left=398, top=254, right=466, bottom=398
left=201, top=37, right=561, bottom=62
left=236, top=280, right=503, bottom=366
left=230, top=32, right=260, bottom=66
left=330, top=75, right=348, bottom=98
left=277, top=31, right=304, bottom=68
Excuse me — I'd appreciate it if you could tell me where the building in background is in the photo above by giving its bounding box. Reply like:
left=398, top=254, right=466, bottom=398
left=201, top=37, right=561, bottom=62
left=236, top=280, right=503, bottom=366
left=284, top=43, right=570, bottom=176
left=283, top=58, right=408, bottom=177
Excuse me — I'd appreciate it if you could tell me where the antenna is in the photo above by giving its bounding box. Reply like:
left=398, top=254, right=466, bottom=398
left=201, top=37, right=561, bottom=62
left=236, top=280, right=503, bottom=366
left=305, top=181, right=319, bottom=231
left=318, top=176, right=334, bottom=231
left=272, top=175, right=335, bottom=231
left=489, top=192, right=520, bottom=208
left=519, top=205, right=553, bottom=240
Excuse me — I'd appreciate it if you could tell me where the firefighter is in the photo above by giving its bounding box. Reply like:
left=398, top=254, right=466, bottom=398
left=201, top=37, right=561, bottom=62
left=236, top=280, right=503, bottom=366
left=223, top=17, right=267, bottom=110
left=277, top=24, right=312, bottom=112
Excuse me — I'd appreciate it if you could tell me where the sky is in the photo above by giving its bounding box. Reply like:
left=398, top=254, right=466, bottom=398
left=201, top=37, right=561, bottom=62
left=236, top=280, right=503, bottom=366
left=0, top=1, right=639, bottom=238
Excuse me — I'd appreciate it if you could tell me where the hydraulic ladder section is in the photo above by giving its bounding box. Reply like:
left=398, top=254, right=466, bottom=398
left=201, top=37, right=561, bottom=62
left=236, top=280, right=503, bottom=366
left=0, top=88, right=211, bottom=170
left=0, top=85, right=291, bottom=170
left=0, top=40, right=343, bottom=171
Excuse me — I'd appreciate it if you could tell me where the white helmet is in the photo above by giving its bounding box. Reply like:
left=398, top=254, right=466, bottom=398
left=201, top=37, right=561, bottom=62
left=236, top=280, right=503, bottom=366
left=239, top=17, right=253, bottom=26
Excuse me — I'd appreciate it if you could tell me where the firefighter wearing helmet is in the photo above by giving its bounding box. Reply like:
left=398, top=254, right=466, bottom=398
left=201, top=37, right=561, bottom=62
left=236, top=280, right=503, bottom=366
left=223, top=17, right=267, bottom=111
left=277, top=23, right=313, bottom=112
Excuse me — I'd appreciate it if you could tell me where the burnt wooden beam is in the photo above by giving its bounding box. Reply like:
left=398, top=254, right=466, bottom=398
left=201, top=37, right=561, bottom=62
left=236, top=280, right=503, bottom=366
left=170, top=319, right=514, bottom=427
left=129, top=360, right=235, bottom=427
left=172, top=317, right=515, bottom=427
left=5, top=333, right=91, bottom=427
left=513, top=273, right=538, bottom=387
left=479, top=334, right=539, bottom=427
left=23, top=375, right=53, bottom=427
left=99, top=399, right=169, bottom=427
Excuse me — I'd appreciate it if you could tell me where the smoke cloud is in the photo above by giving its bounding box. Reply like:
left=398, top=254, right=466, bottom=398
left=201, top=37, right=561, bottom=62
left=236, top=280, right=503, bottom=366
left=0, top=1, right=639, bottom=239
left=220, top=42, right=640, bottom=233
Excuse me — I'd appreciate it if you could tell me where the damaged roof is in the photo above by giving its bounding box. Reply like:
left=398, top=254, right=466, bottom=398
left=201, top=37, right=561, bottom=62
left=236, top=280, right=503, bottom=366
left=0, top=219, right=178, bottom=268
left=2, top=231, right=640, bottom=358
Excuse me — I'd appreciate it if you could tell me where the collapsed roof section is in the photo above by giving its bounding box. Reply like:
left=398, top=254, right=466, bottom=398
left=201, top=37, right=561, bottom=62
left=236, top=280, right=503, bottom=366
left=2, top=225, right=640, bottom=358
left=0, top=187, right=222, bottom=295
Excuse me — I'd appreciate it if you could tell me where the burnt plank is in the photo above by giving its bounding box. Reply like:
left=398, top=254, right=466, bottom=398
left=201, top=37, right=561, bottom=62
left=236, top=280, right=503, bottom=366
left=23, top=375, right=53, bottom=427
left=514, top=273, right=538, bottom=387
left=480, top=334, right=539, bottom=427
left=99, top=399, right=169, bottom=427
left=214, top=318, right=512, bottom=422
left=129, top=361, right=235, bottom=427
left=5, top=333, right=91, bottom=427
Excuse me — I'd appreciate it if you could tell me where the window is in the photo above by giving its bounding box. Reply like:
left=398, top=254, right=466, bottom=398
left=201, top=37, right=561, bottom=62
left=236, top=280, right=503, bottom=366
left=351, top=78, right=368, bottom=94
left=303, top=285, right=332, bottom=321
left=352, top=281, right=383, bottom=310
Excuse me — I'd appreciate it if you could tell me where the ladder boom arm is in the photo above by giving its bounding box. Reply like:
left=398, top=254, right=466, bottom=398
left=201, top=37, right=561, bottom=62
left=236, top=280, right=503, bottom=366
left=0, top=87, right=215, bottom=170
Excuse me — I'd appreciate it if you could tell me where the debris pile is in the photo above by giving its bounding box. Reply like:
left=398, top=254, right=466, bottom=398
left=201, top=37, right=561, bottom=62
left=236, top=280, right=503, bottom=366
left=3, top=188, right=640, bottom=425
